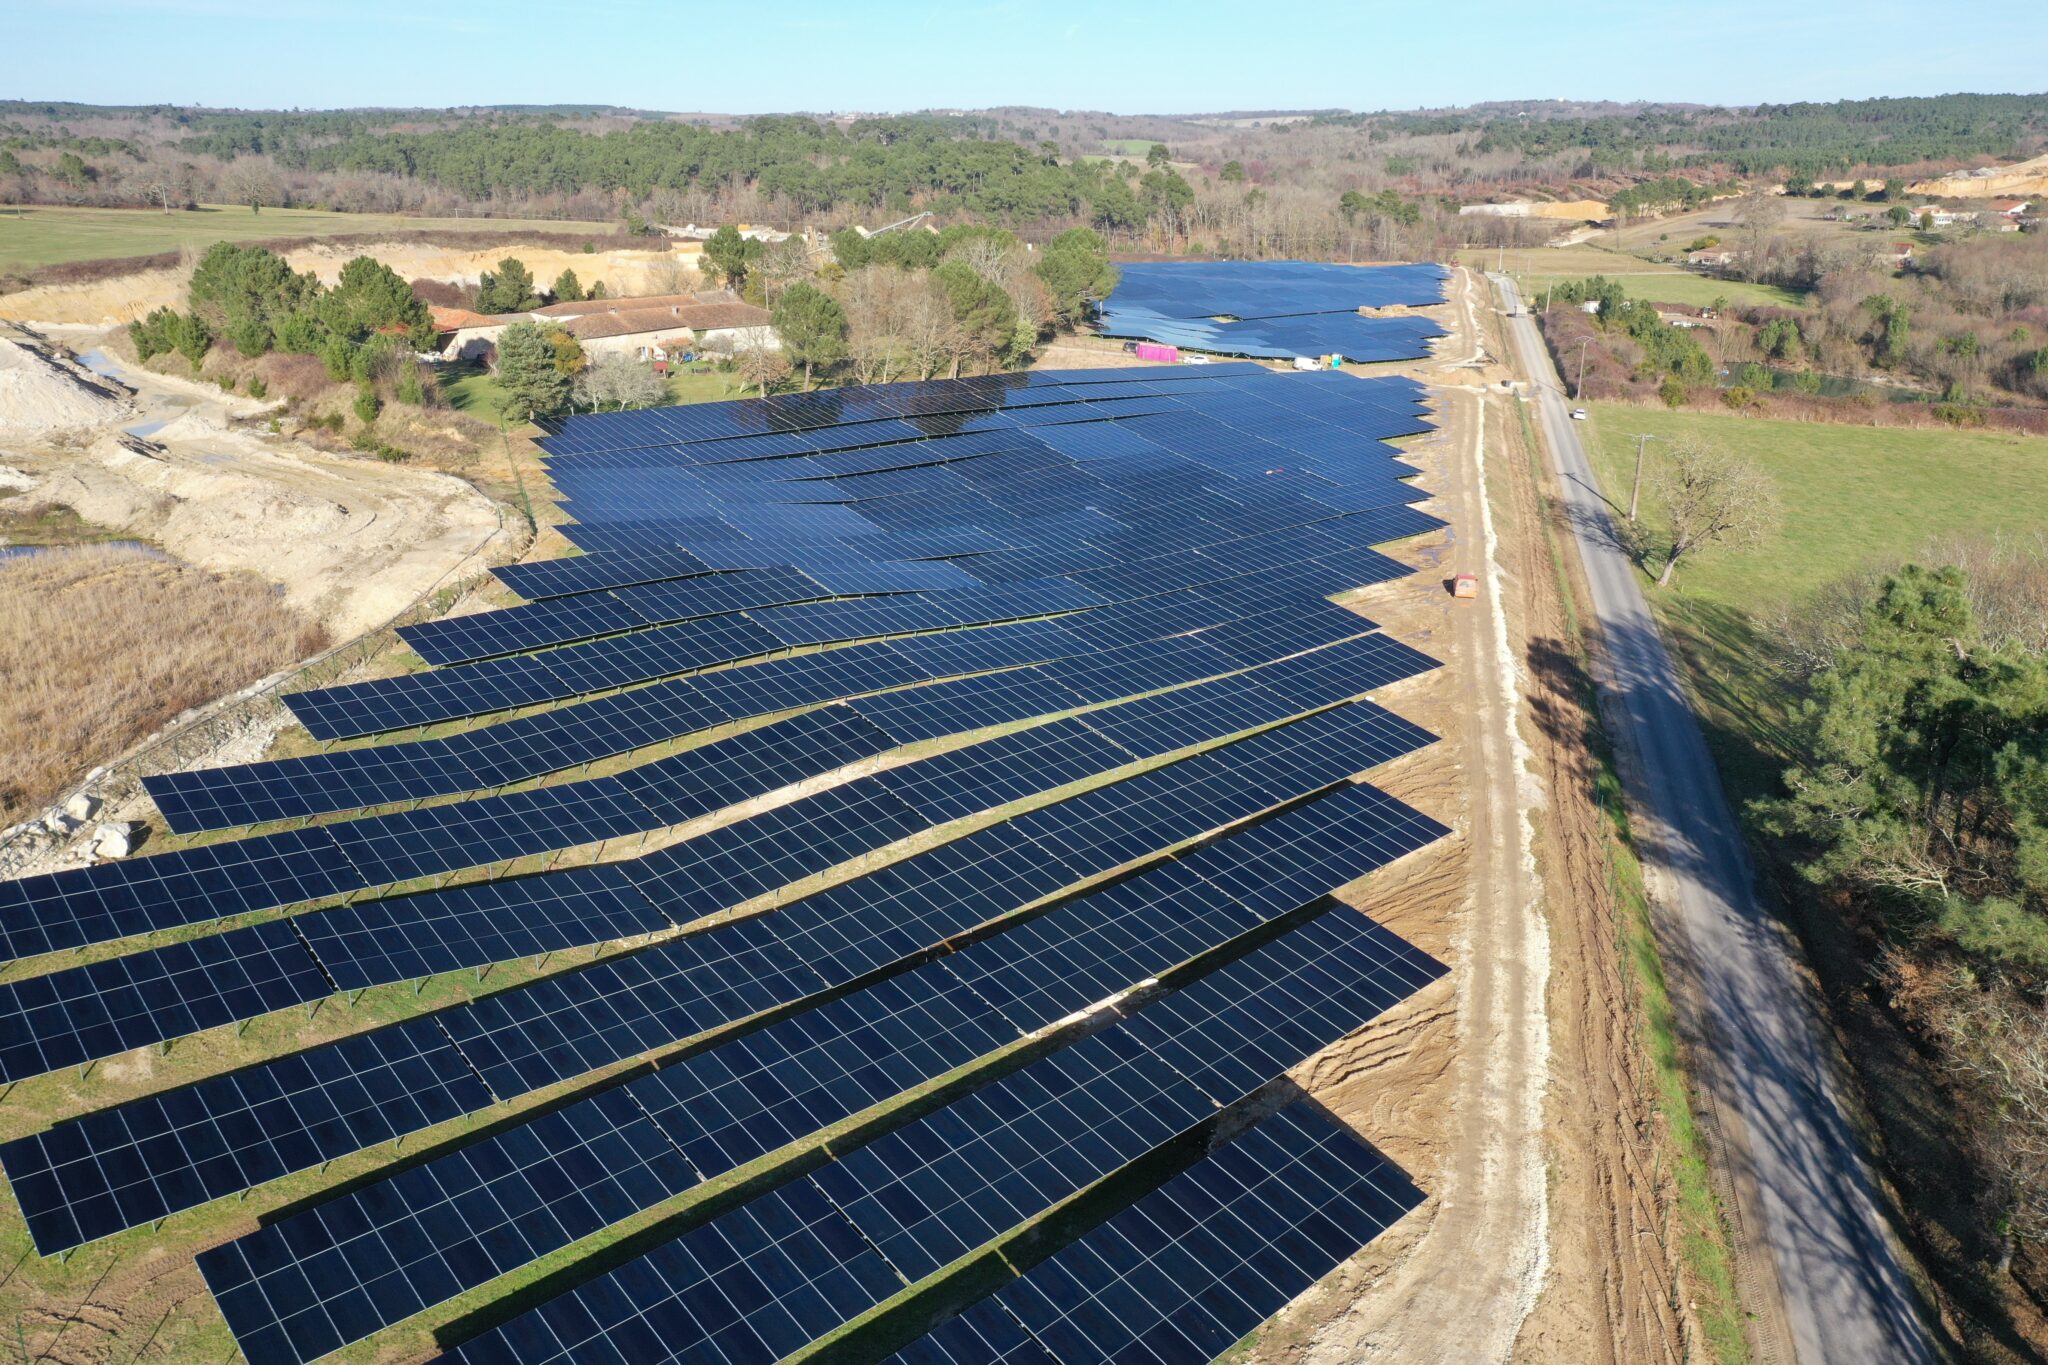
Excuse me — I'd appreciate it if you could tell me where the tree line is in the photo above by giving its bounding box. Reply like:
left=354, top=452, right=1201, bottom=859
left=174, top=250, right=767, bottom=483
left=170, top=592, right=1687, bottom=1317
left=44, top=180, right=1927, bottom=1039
left=1760, top=541, right=2048, bottom=1269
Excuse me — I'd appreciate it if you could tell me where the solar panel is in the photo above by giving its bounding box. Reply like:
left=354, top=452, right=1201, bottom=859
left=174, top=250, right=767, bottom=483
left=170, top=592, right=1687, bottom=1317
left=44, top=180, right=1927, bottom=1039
left=437, top=1177, right=901, bottom=1365
left=200, top=1086, right=698, bottom=1365
left=0, top=1016, right=491, bottom=1255
left=3, top=707, right=895, bottom=959
left=191, top=762, right=1454, bottom=1360
left=904, top=1100, right=1424, bottom=1365
left=0, top=918, right=330, bottom=1084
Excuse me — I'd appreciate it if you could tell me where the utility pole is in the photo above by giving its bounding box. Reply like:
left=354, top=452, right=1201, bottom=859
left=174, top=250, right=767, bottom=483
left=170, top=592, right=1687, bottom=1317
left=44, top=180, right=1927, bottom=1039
left=1575, top=336, right=1592, bottom=401
left=1628, top=433, right=1659, bottom=521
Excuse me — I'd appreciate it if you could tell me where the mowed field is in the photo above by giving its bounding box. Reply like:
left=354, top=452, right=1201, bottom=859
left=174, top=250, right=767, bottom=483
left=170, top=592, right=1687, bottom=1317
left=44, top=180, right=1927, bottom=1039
left=0, top=204, right=618, bottom=273
left=1455, top=245, right=1804, bottom=308
left=1582, top=403, right=2048, bottom=794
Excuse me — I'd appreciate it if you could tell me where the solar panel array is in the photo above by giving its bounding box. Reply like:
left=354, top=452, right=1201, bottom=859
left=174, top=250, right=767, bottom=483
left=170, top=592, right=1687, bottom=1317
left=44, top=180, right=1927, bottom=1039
left=186, top=777, right=1445, bottom=1364
left=0, top=354, right=1459, bottom=1365
left=0, top=647, right=1438, bottom=1091
left=434, top=904, right=1441, bottom=1365
left=1097, top=261, right=1452, bottom=364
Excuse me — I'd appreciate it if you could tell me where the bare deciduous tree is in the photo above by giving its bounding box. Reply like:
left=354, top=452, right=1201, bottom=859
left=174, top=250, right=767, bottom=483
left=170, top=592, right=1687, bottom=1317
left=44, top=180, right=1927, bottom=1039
left=1649, top=436, right=1780, bottom=586
left=572, top=351, right=668, bottom=411
left=733, top=335, right=791, bottom=397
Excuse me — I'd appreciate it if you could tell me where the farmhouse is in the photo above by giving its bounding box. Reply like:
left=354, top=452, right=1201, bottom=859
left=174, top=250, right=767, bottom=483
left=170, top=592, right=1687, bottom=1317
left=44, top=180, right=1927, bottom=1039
left=430, top=292, right=776, bottom=363
left=1686, top=248, right=1736, bottom=267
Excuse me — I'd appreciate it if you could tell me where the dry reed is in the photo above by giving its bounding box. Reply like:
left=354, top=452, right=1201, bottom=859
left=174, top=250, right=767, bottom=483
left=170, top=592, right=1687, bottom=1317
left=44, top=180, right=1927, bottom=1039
left=0, top=545, right=327, bottom=825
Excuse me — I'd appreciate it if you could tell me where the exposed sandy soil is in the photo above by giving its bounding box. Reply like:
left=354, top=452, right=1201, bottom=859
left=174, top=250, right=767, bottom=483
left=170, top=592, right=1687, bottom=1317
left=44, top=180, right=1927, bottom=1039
left=0, top=240, right=703, bottom=326
left=0, top=334, right=133, bottom=432
left=1909, top=153, right=2048, bottom=199
left=1218, top=272, right=1692, bottom=1365
left=0, top=341, right=507, bottom=639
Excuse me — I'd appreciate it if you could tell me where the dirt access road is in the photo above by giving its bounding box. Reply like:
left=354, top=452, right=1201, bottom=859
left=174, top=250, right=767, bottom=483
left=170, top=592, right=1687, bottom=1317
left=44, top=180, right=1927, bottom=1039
left=1242, top=268, right=1688, bottom=1365
left=1494, top=273, right=1935, bottom=1365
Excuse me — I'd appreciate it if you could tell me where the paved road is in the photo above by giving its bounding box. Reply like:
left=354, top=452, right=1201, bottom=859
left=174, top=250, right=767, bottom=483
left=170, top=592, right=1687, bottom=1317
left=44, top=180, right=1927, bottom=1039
left=1492, top=274, right=1934, bottom=1365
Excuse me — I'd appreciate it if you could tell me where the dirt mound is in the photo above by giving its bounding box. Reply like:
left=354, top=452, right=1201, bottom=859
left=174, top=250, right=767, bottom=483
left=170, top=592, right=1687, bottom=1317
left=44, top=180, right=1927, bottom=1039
left=0, top=336, right=132, bottom=432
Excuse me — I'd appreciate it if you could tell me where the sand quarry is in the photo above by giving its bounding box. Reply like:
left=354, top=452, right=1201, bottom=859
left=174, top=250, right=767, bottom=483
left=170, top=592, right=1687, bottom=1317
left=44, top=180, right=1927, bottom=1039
left=0, top=239, right=703, bottom=327
left=0, top=330, right=504, bottom=639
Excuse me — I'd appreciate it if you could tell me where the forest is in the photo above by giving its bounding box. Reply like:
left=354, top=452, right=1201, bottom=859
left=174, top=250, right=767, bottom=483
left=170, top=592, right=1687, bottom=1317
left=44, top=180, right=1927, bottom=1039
left=5, top=93, right=2044, bottom=268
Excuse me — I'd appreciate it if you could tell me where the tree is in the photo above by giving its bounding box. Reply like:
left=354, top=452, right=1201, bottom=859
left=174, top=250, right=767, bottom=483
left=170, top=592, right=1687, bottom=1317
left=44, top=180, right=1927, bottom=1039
left=572, top=351, right=667, bottom=410
left=1883, top=176, right=1908, bottom=201
left=1219, top=160, right=1246, bottom=185
left=494, top=321, right=571, bottom=420
left=188, top=242, right=322, bottom=356
left=543, top=327, right=585, bottom=376
left=932, top=259, right=1017, bottom=377
left=553, top=269, right=584, bottom=302
left=1942, top=332, right=1981, bottom=398
left=771, top=282, right=847, bottom=390
left=318, top=255, right=432, bottom=346
left=476, top=257, right=540, bottom=314
left=1090, top=179, right=1145, bottom=236
left=733, top=333, right=792, bottom=397
left=1735, top=186, right=1786, bottom=279
left=1886, top=204, right=1913, bottom=229
left=1648, top=437, right=1779, bottom=586
left=701, top=226, right=754, bottom=294
left=1145, top=143, right=1171, bottom=169
left=129, top=308, right=211, bottom=367
left=755, top=235, right=814, bottom=304
left=1920, top=210, right=1937, bottom=232
left=53, top=152, right=91, bottom=192
left=1034, top=228, right=1117, bottom=328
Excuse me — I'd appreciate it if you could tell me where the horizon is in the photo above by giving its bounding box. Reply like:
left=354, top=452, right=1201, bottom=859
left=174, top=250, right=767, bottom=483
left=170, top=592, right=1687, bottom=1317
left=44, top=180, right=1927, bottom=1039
left=10, top=0, right=2047, bottom=114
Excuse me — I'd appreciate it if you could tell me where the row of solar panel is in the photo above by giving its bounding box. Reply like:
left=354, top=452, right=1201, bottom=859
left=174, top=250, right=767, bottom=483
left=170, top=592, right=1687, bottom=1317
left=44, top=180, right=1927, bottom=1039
left=280, top=502, right=1440, bottom=746
left=0, top=636, right=1437, bottom=1084
left=153, top=517, right=1423, bottom=835
left=1, top=702, right=1447, bottom=1254
left=529, top=357, right=1426, bottom=464
left=189, top=777, right=1444, bottom=1364
left=886, top=1100, right=1421, bottom=1365
left=399, top=478, right=1424, bottom=669
left=536, top=378, right=1433, bottom=484
left=6, top=619, right=1438, bottom=973
left=528, top=363, right=1281, bottom=458
left=1102, top=260, right=1450, bottom=322
left=429, top=902, right=1442, bottom=1365
left=1097, top=310, right=1448, bottom=366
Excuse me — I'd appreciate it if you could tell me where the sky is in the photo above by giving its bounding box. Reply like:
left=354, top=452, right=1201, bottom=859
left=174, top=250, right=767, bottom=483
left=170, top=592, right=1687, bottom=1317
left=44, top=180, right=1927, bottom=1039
left=9, top=0, right=2045, bottom=114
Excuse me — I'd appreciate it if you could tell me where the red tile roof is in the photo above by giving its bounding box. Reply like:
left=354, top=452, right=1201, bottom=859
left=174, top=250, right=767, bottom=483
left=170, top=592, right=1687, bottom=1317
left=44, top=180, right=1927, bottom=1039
left=430, top=305, right=500, bottom=330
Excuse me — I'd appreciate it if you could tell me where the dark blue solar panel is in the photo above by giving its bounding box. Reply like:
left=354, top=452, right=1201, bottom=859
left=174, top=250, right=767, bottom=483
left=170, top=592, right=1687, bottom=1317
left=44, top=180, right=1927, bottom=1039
left=0, top=919, right=330, bottom=1084
left=0, top=1016, right=491, bottom=1255
left=927, top=1100, right=1424, bottom=1365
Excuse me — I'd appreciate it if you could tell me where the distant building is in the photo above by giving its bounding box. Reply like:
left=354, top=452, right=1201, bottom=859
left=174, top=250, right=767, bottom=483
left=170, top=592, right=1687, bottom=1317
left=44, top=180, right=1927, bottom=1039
left=1886, top=241, right=1915, bottom=267
left=1988, top=199, right=2033, bottom=218
left=560, top=300, right=777, bottom=359
left=656, top=222, right=794, bottom=243
left=1685, top=248, right=1736, bottom=268
left=429, top=293, right=776, bottom=363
